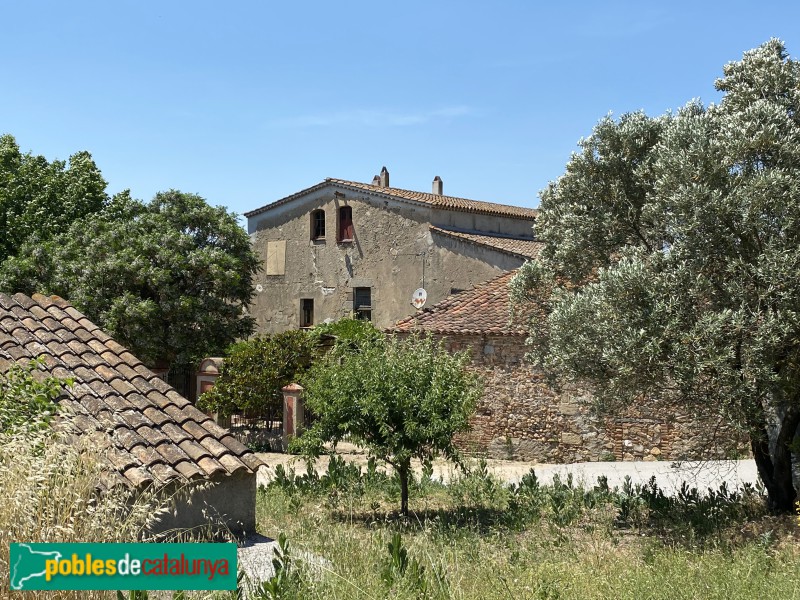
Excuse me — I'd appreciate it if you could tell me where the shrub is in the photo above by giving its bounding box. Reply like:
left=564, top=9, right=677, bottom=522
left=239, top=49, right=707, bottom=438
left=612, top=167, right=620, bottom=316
left=198, top=330, right=316, bottom=419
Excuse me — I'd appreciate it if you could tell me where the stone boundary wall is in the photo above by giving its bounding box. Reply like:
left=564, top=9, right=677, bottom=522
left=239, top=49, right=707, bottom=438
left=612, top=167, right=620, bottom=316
left=440, top=334, right=749, bottom=463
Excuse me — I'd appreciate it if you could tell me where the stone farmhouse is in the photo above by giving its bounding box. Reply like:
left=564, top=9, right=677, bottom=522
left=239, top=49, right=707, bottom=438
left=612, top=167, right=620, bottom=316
left=0, top=292, right=262, bottom=536
left=244, top=168, right=539, bottom=332
left=245, top=170, right=744, bottom=462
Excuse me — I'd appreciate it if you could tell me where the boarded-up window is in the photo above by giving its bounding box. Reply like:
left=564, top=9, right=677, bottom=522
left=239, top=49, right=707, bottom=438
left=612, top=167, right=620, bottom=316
left=338, top=206, right=354, bottom=242
left=266, top=240, right=286, bottom=275
left=311, top=210, right=325, bottom=240
left=354, top=287, right=371, bottom=321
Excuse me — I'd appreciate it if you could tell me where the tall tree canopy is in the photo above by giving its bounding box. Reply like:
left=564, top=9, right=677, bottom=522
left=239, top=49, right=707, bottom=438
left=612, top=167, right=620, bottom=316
left=1, top=190, right=259, bottom=366
left=0, top=134, right=108, bottom=258
left=511, top=39, right=800, bottom=512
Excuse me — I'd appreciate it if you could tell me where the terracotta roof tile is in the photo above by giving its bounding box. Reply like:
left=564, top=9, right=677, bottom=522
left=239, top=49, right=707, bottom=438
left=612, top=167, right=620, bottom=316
left=218, top=454, right=249, bottom=474
left=182, top=420, right=212, bottom=441
left=85, top=379, right=116, bottom=398
left=179, top=439, right=212, bottom=462
left=219, top=435, right=251, bottom=457
left=198, top=456, right=227, bottom=478
left=96, top=410, right=121, bottom=429
left=6, top=345, right=32, bottom=361
left=130, top=444, right=165, bottom=468
left=119, top=351, right=143, bottom=367
left=174, top=460, right=206, bottom=480
left=155, top=442, right=190, bottom=466
left=164, top=404, right=189, bottom=424
left=100, top=351, right=124, bottom=367
left=393, top=270, right=528, bottom=336
left=109, top=378, right=137, bottom=397
left=240, top=453, right=265, bottom=471
left=143, top=407, right=171, bottom=427
left=181, top=405, right=209, bottom=423
left=104, top=395, right=130, bottom=412
left=150, top=462, right=181, bottom=484
left=198, top=436, right=234, bottom=460
left=245, top=178, right=539, bottom=221
left=0, top=293, right=264, bottom=490
left=136, top=425, right=168, bottom=446
left=123, top=466, right=153, bottom=487
left=162, top=422, right=191, bottom=445
left=115, top=427, right=148, bottom=451
left=430, top=226, right=542, bottom=260
left=107, top=448, right=138, bottom=473
left=125, top=391, right=153, bottom=411
left=115, top=363, right=140, bottom=381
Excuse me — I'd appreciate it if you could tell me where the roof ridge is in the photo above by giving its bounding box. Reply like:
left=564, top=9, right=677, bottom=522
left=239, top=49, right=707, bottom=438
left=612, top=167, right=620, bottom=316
left=244, top=177, right=539, bottom=220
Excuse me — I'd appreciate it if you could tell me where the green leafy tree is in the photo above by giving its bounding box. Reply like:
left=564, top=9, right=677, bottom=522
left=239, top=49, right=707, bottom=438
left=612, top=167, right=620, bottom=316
left=0, top=134, right=108, bottom=259
left=0, top=359, right=67, bottom=432
left=198, top=330, right=316, bottom=419
left=296, top=333, right=481, bottom=516
left=1, top=190, right=259, bottom=366
left=512, top=39, right=800, bottom=512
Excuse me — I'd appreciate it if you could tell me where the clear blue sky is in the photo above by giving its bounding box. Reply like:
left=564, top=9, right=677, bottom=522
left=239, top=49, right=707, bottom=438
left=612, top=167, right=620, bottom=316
left=3, top=1, right=799, bottom=218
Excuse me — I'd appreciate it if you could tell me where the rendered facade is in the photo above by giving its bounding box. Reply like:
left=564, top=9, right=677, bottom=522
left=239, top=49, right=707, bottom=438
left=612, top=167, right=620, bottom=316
left=244, top=168, right=540, bottom=333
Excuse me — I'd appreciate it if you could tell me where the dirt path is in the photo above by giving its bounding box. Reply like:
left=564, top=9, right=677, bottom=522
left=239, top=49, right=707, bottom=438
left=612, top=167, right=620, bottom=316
left=255, top=444, right=760, bottom=495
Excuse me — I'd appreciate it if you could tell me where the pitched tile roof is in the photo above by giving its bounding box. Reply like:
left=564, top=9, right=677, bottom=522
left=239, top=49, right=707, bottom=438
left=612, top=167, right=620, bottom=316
left=392, top=270, right=528, bottom=336
left=0, top=292, right=263, bottom=489
left=244, top=178, right=539, bottom=221
left=430, top=226, right=543, bottom=260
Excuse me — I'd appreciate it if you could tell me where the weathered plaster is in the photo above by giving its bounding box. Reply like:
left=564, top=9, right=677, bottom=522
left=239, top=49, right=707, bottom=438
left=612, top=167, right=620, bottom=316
left=248, top=185, right=531, bottom=333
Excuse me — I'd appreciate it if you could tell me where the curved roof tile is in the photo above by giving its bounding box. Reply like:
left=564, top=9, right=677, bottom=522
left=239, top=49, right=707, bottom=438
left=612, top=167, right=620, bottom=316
left=0, top=292, right=264, bottom=489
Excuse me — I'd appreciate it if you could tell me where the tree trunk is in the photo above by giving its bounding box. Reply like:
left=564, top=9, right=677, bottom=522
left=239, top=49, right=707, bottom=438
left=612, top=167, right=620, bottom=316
left=751, top=404, right=799, bottom=513
left=399, top=461, right=410, bottom=517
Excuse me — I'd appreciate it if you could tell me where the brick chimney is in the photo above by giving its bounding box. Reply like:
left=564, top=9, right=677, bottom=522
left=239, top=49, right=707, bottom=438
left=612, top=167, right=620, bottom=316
left=372, top=175, right=380, bottom=186
left=432, top=176, right=443, bottom=195
left=379, top=166, right=389, bottom=188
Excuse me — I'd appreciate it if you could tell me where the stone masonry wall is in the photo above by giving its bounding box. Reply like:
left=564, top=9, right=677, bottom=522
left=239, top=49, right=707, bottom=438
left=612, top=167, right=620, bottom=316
left=443, top=334, right=749, bottom=463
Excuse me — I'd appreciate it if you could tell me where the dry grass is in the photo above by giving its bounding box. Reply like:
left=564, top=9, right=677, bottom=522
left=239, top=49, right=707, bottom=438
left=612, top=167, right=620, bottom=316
left=252, top=463, right=800, bottom=600
left=0, top=422, right=163, bottom=599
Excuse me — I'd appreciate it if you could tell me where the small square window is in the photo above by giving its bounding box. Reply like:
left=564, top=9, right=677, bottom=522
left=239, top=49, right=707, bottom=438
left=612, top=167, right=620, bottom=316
left=353, top=287, right=371, bottom=321
left=300, top=298, right=314, bottom=328
left=311, top=210, right=325, bottom=240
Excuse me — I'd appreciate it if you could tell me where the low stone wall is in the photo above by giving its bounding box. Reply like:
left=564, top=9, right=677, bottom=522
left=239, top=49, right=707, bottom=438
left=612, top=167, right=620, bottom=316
left=442, top=334, right=749, bottom=463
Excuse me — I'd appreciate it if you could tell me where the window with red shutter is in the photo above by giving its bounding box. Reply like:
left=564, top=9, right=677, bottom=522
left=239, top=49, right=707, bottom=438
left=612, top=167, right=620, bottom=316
left=338, top=206, right=353, bottom=241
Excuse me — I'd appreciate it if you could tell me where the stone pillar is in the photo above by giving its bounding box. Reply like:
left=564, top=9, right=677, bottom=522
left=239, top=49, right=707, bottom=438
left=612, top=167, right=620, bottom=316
left=196, top=358, right=229, bottom=428
left=281, top=383, right=305, bottom=451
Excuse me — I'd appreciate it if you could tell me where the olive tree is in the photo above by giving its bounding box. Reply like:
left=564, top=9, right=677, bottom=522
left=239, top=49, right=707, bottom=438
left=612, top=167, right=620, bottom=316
left=512, top=39, right=800, bottom=512
left=296, top=332, right=481, bottom=516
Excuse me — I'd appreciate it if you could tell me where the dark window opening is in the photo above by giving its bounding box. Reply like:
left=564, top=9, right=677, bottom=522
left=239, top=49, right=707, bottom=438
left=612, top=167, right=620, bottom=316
left=338, top=206, right=354, bottom=242
left=300, top=298, right=314, bottom=328
left=311, top=210, right=325, bottom=240
left=354, top=287, right=371, bottom=321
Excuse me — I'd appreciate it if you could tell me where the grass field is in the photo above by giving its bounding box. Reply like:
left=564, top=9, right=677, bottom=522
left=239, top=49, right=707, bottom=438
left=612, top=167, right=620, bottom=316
left=252, top=457, right=800, bottom=600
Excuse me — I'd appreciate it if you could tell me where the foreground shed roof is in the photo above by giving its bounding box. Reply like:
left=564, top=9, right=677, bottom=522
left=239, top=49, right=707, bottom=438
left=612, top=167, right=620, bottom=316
left=393, top=271, right=529, bottom=336
left=244, top=178, right=539, bottom=221
left=0, top=292, right=263, bottom=489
